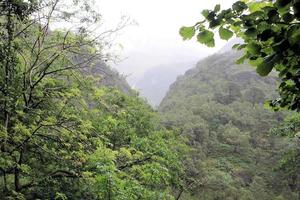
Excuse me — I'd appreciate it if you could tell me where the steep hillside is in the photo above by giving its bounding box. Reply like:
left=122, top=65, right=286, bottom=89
left=82, top=60, right=132, bottom=94
left=159, top=51, right=297, bottom=200
left=93, top=61, right=132, bottom=94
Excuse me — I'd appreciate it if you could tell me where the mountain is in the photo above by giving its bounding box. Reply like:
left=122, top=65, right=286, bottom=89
left=158, top=51, right=297, bottom=200
left=134, top=62, right=194, bottom=106
left=160, top=51, right=278, bottom=108
left=133, top=39, right=243, bottom=107
left=93, top=61, right=132, bottom=94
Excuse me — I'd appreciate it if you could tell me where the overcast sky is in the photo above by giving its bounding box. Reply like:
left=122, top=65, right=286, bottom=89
left=96, top=0, right=237, bottom=84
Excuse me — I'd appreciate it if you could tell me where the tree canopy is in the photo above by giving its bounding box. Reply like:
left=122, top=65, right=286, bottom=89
left=0, top=0, right=189, bottom=199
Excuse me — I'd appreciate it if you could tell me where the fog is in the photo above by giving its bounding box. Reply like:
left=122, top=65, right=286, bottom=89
left=97, top=0, right=237, bottom=85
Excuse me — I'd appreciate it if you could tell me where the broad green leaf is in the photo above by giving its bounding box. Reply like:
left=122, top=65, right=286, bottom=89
left=232, top=1, right=247, bottom=12
left=256, top=55, right=276, bottom=76
left=214, top=4, right=221, bottom=12
left=275, top=0, right=292, bottom=9
left=288, top=26, right=300, bottom=44
left=277, top=0, right=293, bottom=14
left=201, top=9, right=210, bottom=18
left=247, top=42, right=261, bottom=55
left=248, top=2, right=263, bottom=12
left=248, top=1, right=272, bottom=12
left=209, top=19, right=221, bottom=28
left=257, top=62, right=273, bottom=76
left=207, top=11, right=216, bottom=21
left=197, top=30, right=215, bottom=47
left=179, top=26, right=196, bottom=40
left=219, top=27, right=233, bottom=40
left=245, top=27, right=257, bottom=37
left=249, top=57, right=263, bottom=67
left=248, top=11, right=264, bottom=19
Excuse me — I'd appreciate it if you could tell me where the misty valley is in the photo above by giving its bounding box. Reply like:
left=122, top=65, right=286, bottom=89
left=1, top=0, right=300, bottom=200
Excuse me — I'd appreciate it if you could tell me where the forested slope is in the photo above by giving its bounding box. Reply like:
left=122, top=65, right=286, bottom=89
left=159, top=51, right=298, bottom=200
left=82, top=60, right=132, bottom=94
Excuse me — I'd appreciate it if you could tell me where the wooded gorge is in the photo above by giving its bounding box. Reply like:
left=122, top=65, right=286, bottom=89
left=1, top=0, right=300, bottom=199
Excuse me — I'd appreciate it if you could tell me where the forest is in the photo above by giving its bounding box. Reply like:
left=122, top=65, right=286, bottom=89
left=0, top=0, right=300, bottom=199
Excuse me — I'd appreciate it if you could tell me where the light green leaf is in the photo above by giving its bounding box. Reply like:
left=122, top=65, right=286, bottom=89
left=248, top=1, right=270, bottom=12
left=179, top=26, right=196, bottom=40
left=219, top=27, right=234, bottom=40
left=201, top=9, right=210, bottom=18
left=197, top=30, right=215, bottom=47
left=249, top=57, right=263, bottom=67
left=247, top=42, right=261, bottom=55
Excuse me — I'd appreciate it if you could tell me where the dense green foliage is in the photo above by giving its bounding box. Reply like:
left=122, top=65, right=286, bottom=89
left=180, top=0, right=300, bottom=111
left=2, top=0, right=300, bottom=199
left=0, top=0, right=188, bottom=199
left=159, top=51, right=299, bottom=199
left=270, top=113, right=300, bottom=192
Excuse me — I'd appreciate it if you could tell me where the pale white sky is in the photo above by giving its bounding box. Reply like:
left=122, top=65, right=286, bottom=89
left=96, top=0, right=237, bottom=84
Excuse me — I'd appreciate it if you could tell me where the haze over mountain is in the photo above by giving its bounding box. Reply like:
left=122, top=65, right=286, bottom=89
left=97, top=0, right=237, bottom=87
left=134, top=62, right=194, bottom=106
left=132, top=39, right=241, bottom=106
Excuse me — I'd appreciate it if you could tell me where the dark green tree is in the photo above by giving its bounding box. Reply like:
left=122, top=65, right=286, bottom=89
left=0, top=0, right=104, bottom=196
